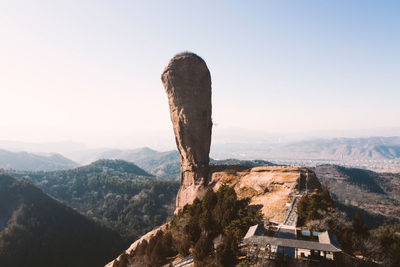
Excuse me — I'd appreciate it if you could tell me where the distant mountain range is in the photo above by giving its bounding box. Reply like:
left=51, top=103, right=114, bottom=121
left=1, top=136, right=400, bottom=173
left=65, top=137, right=400, bottom=177
left=0, top=149, right=78, bottom=171
left=275, top=136, right=400, bottom=160
left=0, top=174, right=125, bottom=267
left=211, top=136, right=400, bottom=161
left=78, top=148, right=276, bottom=180
left=65, top=147, right=160, bottom=165
left=0, top=146, right=276, bottom=179
left=66, top=147, right=181, bottom=179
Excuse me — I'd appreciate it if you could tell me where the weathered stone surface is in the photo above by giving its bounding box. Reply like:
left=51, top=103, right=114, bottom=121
left=209, top=166, right=320, bottom=223
left=161, top=52, right=212, bottom=209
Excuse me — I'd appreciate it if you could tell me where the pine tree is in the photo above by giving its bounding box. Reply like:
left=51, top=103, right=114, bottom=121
left=352, top=212, right=368, bottom=236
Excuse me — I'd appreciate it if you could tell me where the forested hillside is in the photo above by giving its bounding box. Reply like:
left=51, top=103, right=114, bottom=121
left=296, top=184, right=400, bottom=266
left=0, top=174, right=125, bottom=267
left=134, top=150, right=181, bottom=180
left=314, top=165, right=400, bottom=227
left=7, top=160, right=180, bottom=240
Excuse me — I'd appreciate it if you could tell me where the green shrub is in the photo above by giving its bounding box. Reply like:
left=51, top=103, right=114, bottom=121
left=131, top=185, right=262, bottom=266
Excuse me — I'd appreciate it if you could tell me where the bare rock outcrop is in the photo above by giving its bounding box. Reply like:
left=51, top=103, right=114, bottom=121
left=209, top=166, right=320, bottom=223
left=161, top=52, right=212, bottom=209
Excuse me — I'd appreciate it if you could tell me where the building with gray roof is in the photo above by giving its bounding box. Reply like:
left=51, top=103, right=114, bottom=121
left=243, top=224, right=341, bottom=260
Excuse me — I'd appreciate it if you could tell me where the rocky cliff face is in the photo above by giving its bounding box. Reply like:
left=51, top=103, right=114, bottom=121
left=161, top=52, right=212, bottom=209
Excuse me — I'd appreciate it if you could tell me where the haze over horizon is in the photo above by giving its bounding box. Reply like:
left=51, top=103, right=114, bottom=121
left=1, top=1, right=399, bottom=149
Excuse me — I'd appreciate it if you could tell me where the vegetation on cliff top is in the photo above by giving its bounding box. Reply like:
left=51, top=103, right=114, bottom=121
left=113, top=184, right=263, bottom=267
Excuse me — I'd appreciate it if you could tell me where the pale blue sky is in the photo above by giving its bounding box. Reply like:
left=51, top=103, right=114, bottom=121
left=0, top=1, right=399, bottom=149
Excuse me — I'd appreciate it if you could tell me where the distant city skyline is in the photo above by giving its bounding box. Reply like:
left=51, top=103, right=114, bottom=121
left=1, top=1, right=399, bottom=149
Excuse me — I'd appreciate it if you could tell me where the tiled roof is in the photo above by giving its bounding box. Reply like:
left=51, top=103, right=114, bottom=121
left=244, top=224, right=266, bottom=239
left=318, top=231, right=340, bottom=248
left=243, top=225, right=341, bottom=253
left=244, top=235, right=341, bottom=252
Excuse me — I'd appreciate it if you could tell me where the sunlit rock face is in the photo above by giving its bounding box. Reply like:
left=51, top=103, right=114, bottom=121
left=161, top=52, right=212, bottom=210
left=209, top=166, right=321, bottom=223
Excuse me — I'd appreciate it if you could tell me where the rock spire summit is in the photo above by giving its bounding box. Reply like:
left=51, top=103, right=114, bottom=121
left=161, top=52, right=212, bottom=209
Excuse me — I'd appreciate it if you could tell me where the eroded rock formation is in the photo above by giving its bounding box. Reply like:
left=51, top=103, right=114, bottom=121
left=161, top=52, right=212, bottom=209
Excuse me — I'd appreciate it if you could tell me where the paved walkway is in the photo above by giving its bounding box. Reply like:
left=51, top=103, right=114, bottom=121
left=173, top=255, right=193, bottom=267
left=282, top=195, right=302, bottom=226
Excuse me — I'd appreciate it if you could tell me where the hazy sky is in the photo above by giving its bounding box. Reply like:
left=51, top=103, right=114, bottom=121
left=1, top=1, right=399, bottom=149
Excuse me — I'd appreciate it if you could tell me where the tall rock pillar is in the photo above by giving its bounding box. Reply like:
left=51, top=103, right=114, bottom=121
left=161, top=52, right=212, bottom=210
